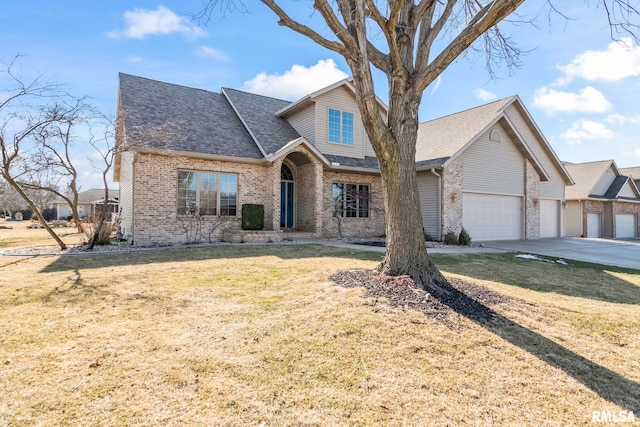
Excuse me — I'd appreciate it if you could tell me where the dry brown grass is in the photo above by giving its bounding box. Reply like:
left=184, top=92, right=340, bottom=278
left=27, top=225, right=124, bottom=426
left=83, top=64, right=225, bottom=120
left=0, top=218, right=84, bottom=249
left=0, top=243, right=639, bottom=426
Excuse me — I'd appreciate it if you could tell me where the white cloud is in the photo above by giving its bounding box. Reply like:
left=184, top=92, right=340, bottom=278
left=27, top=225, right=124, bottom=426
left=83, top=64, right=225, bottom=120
left=473, top=88, right=497, bottom=102
left=623, top=148, right=640, bottom=158
left=532, top=86, right=612, bottom=114
left=557, top=38, right=640, bottom=84
left=560, top=119, right=615, bottom=145
left=195, top=46, right=229, bottom=61
left=108, top=6, right=207, bottom=39
left=242, top=59, right=349, bottom=100
left=606, top=113, right=640, bottom=125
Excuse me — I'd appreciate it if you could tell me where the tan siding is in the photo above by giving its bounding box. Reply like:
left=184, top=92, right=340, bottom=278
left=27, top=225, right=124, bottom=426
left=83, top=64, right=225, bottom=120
left=287, top=106, right=316, bottom=145
left=314, top=86, right=365, bottom=159
left=462, top=122, right=525, bottom=195
left=417, top=171, right=440, bottom=239
left=505, top=104, right=565, bottom=199
left=619, top=181, right=637, bottom=198
left=119, top=151, right=135, bottom=239
left=565, top=201, right=582, bottom=237
left=592, top=166, right=617, bottom=196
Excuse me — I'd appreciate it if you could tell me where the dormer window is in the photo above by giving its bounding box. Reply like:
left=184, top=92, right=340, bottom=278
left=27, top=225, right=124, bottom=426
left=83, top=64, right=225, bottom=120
left=328, top=108, right=354, bottom=145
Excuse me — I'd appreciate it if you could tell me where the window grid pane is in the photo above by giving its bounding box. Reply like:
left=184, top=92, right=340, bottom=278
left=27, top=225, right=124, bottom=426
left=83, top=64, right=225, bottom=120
left=332, top=183, right=344, bottom=216
left=177, top=171, right=197, bottom=215
left=345, top=184, right=358, bottom=217
left=359, top=185, right=370, bottom=218
left=342, top=112, right=354, bottom=145
left=328, top=109, right=341, bottom=143
left=199, top=172, right=218, bottom=216
left=219, top=174, right=238, bottom=216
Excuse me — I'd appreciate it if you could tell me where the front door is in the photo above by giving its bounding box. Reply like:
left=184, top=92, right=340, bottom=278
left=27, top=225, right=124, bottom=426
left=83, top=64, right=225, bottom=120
left=280, top=163, right=294, bottom=228
left=280, top=181, right=294, bottom=228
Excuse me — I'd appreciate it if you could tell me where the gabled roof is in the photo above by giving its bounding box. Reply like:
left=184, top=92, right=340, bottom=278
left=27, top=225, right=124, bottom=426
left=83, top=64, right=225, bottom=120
left=620, top=166, right=640, bottom=180
left=564, top=160, right=615, bottom=199
left=275, top=78, right=388, bottom=117
left=222, top=88, right=300, bottom=156
left=603, top=176, right=631, bottom=199
left=414, top=96, right=573, bottom=184
left=118, top=73, right=263, bottom=160
left=564, top=160, right=640, bottom=200
left=416, top=97, right=514, bottom=162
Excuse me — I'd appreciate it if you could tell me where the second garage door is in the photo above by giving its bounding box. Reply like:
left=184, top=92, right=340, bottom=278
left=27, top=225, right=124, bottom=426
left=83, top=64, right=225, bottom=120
left=540, top=199, right=560, bottom=238
left=463, top=193, right=523, bottom=241
left=615, top=214, right=637, bottom=238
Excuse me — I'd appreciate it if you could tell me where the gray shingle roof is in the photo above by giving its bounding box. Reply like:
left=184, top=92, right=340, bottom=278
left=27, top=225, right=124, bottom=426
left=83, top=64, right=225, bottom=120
left=564, top=160, right=612, bottom=199
left=603, top=175, right=629, bottom=199
left=324, top=154, right=379, bottom=169
left=222, top=88, right=300, bottom=156
left=119, top=73, right=263, bottom=159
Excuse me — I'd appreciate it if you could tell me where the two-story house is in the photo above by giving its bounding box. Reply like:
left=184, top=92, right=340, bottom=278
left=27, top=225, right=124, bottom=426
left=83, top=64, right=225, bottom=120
left=114, top=74, right=572, bottom=246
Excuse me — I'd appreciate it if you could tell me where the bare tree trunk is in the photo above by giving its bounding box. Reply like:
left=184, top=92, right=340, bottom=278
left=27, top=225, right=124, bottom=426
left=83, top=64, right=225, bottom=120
left=2, top=174, right=67, bottom=250
left=373, top=87, right=448, bottom=295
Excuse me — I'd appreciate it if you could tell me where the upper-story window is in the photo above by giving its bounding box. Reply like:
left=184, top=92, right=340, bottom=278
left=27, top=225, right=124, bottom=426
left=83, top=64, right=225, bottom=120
left=328, top=108, right=354, bottom=145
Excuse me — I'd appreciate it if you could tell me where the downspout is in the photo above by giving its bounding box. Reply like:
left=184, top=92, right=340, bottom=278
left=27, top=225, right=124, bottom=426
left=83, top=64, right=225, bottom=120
left=431, top=168, right=442, bottom=241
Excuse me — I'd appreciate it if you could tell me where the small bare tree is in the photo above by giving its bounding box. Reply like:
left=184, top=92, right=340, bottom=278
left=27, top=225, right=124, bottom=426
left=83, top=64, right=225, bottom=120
left=85, top=121, right=116, bottom=249
left=0, top=57, right=72, bottom=249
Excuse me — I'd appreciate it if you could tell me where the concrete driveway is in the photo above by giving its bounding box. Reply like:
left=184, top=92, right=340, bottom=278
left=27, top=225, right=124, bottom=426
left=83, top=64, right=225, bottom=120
left=484, top=238, right=640, bottom=270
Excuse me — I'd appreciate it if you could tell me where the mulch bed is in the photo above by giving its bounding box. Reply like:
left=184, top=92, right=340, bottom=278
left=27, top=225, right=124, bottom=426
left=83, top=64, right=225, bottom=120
left=330, top=269, right=520, bottom=327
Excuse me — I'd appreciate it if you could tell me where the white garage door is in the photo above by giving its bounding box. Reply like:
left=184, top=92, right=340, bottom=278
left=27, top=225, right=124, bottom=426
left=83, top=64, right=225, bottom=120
left=615, top=214, right=636, bottom=238
left=586, top=213, right=600, bottom=238
left=540, top=199, right=560, bottom=238
left=463, top=193, right=523, bottom=241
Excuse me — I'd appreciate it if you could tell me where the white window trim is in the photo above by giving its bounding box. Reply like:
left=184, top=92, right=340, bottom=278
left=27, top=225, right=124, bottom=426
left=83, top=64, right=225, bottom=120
left=328, top=108, right=354, bottom=146
left=177, top=170, right=238, bottom=217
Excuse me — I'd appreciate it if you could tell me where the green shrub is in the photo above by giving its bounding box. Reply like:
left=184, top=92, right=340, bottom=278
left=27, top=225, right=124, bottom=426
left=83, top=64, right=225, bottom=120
left=241, top=204, right=264, bottom=230
left=458, top=227, right=471, bottom=246
left=444, top=231, right=459, bottom=245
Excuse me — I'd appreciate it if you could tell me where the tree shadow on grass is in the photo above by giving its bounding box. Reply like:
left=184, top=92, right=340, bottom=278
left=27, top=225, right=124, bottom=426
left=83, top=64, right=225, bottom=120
left=40, top=268, right=112, bottom=303
left=431, top=253, right=640, bottom=305
left=437, top=284, right=640, bottom=411
left=37, top=244, right=383, bottom=274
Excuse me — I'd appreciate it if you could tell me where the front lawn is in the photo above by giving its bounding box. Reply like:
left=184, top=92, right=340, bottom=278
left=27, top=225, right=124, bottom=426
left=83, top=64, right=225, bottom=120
left=0, top=245, right=638, bottom=425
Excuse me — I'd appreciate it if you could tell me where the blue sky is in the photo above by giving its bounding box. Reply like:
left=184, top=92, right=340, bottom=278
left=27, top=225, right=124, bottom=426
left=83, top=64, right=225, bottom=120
left=3, top=1, right=640, bottom=189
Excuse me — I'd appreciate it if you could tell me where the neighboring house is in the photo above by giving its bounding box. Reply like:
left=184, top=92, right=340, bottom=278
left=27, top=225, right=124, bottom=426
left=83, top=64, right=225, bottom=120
left=115, top=73, right=572, bottom=246
left=564, top=160, right=640, bottom=238
left=50, top=188, right=119, bottom=220
left=620, top=166, right=640, bottom=189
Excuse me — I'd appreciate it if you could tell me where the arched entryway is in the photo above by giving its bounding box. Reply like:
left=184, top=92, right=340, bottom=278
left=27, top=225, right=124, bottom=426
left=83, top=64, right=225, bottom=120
left=280, top=163, right=294, bottom=228
left=277, top=152, right=319, bottom=234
